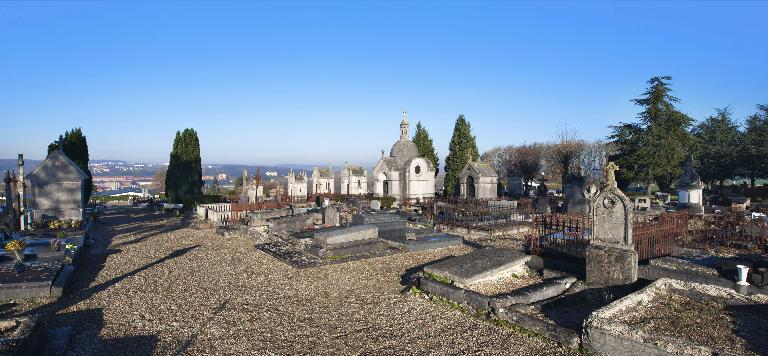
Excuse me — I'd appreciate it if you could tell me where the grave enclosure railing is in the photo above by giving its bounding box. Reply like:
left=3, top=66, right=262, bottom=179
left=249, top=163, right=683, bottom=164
left=528, top=212, right=592, bottom=261
left=527, top=210, right=689, bottom=262
left=685, top=213, right=768, bottom=254
left=633, top=211, right=688, bottom=261
left=424, top=197, right=531, bottom=232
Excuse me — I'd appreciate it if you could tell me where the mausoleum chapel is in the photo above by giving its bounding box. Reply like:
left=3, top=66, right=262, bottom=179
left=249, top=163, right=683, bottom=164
left=311, top=164, right=335, bottom=195
left=372, top=112, right=436, bottom=202
left=458, top=158, right=498, bottom=199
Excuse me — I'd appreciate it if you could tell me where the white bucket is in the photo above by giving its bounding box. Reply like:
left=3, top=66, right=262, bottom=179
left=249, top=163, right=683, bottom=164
left=736, top=264, right=750, bottom=286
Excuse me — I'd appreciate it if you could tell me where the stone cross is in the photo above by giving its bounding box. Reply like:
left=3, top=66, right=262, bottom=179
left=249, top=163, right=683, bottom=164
left=381, top=149, right=385, bottom=158
left=605, top=162, right=619, bottom=187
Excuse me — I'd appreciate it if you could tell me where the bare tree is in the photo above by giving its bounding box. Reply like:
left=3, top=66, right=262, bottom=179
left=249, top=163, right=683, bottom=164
left=548, top=129, right=587, bottom=186
left=579, top=140, right=613, bottom=186
left=152, top=167, right=167, bottom=194
left=512, top=144, right=544, bottom=194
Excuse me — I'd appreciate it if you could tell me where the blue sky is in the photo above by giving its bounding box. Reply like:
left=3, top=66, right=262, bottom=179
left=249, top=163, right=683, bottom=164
left=0, top=1, right=766, bottom=166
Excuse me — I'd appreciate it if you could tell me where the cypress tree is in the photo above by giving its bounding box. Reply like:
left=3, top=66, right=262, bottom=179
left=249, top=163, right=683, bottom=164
left=444, top=115, right=479, bottom=196
left=165, top=128, right=203, bottom=207
left=412, top=121, right=439, bottom=176
left=48, top=127, right=93, bottom=201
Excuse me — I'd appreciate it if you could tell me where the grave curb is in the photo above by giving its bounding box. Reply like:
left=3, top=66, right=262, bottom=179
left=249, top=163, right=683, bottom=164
left=416, top=274, right=579, bottom=349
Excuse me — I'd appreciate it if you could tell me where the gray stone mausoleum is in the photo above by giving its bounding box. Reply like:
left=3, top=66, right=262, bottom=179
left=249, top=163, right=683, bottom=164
left=27, top=149, right=89, bottom=221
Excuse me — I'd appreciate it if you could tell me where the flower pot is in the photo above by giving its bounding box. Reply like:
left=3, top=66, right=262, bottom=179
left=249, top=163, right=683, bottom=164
left=736, top=264, right=750, bottom=286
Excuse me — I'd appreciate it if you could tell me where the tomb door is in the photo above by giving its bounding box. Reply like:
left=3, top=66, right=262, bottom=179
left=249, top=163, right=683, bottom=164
left=383, top=180, right=389, bottom=196
left=466, top=176, right=476, bottom=199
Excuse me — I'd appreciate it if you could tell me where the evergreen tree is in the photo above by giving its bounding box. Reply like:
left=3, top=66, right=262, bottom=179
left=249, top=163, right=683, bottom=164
left=48, top=127, right=93, bottom=201
left=412, top=121, right=439, bottom=176
left=165, top=128, right=203, bottom=207
left=444, top=115, right=479, bottom=196
left=609, top=76, right=693, bottom=192
left=741, top=104, right=768, bottom=187
left=692, top=108, right=741, bottom=194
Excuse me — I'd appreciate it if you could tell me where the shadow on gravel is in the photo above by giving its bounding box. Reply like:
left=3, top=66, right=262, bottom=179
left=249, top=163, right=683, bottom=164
left=22, top=244, right=200, bottom=354
left=399, top=255, right=457, bottom=290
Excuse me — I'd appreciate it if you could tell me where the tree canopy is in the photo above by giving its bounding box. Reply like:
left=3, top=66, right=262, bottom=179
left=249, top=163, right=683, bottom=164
left=443, top=115, right=479, bottom=196
left=609, top=76, right=694, bottom=191
left=165, top=128, right=203, bottom=207
left=412, top=121, right=439, bottom=176
left=692, top=108, right=741, bottom=191
left=740, top=104, right=768, bottom=187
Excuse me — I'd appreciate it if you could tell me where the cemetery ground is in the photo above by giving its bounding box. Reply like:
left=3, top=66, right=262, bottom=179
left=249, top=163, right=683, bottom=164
left=2, top=205, right=576, bottom=355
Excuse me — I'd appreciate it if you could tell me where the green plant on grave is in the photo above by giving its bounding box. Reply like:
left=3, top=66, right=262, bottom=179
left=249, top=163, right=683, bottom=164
left=379, top=196, right=396, bottom=209
left=56, top=231, right=67, bottom=239
left=424, top=271, right=453, bottom=285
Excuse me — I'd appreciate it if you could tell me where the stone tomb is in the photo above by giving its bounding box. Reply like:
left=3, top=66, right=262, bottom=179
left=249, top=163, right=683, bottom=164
left=304, top=224, right=387, bottom=258
left=424, top=247, right=530, bottom=285
left=585, top=162, right=638, bottom=287
left=583, top=278, right=768, bottom=355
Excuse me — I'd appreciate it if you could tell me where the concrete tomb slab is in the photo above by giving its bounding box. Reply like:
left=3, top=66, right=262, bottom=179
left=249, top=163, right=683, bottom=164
left=424, top=247, right=530, bottom=285
left=312, top=224, right=378, bottom=246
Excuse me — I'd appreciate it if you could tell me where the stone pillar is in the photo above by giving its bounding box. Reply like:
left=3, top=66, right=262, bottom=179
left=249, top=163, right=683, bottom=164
left=585, top=162, right=638, bottom=287
left=17, top=154, right=25, bottom=231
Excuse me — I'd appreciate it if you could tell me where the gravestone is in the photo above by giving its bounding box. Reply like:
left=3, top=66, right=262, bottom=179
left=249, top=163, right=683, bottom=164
left=369, top=200, right=381, bottom=210
left=322, top=206, right=339, bottom=226
left=564, top=174, right=590, bottom=214
left=508, top=174, right=524, bottom=197
left=534, top=181, right=550, bottom=214
left=585, top=162, right=638, bottom=287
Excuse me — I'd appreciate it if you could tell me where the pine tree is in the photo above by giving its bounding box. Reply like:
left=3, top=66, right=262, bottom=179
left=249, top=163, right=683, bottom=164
left=609, top=76, right=693, bottom=191
left=739, top=104, right=768, bottom=187
left=48, top=127, right=93, bottom=201
left=412, top=122, right=439, bottom=176
left=165, top=129, right=203, bottom=207
left=444, top=115, right=479, bottom=196
left=692, top=108, right=741, bottom=194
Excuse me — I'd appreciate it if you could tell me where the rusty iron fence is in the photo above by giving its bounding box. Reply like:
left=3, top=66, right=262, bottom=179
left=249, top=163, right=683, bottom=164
left=527, top=212, right=591, bottom=261
left=633, top=211, right=688, bottom=261
left=685, top=213, right=768, bottom=254
left=422, top=197, right=530, bottom=232
left=526, top=210, right=688, bottom=262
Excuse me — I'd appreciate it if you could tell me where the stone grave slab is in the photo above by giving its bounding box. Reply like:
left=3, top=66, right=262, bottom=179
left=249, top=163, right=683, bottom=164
left=424, top=247, right=530, bottom=285
left=380, top=232, right=463, bottom=252
left=313, top=224, right=378, bottom=246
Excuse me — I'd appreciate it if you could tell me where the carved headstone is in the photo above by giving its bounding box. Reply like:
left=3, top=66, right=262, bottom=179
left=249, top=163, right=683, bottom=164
left=586, top=162, right=638, bottom=287
left=322, top=206, right=339, bottom=227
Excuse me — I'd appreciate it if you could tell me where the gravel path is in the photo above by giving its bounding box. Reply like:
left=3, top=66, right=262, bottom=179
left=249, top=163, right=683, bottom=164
left=16, top=206, right=575, bottom=355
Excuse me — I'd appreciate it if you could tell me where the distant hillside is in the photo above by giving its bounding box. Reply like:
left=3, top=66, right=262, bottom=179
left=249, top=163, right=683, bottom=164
left=0, top=159, right=40, bottom=174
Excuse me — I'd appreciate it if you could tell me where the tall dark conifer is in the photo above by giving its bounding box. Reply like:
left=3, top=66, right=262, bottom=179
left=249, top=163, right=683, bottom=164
left=444, top=115, right=479, bottom=196
left=412, top=121, right=439, bottom=176
left=165, top=128, right=203, bottom=207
